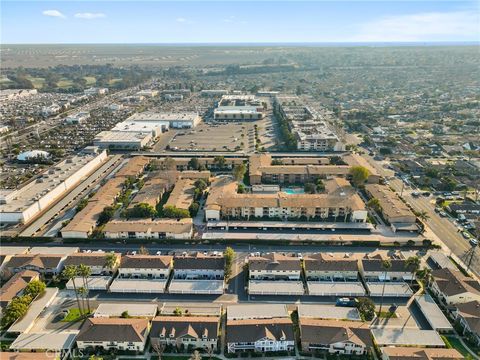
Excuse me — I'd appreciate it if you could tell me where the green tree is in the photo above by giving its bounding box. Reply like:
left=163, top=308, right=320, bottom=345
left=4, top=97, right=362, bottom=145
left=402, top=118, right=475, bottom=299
left=23, top=280, right=46, bottom=298
left=316, top=179, right=325, bottom=192
left=224, top=247, right=235, bottom=281
left=1, top=295, right=31, bottom=328
left=304, top=182, right=316, bottom=194
left=128, top=203, right=157, bottom=218
left=349, top=166, right=370, bottom=187
left=163, top=157, right=177, bottom=170
left=62, top=265, right=83, bottom=315
left=213, top=156, right=226, bottom=169
left=232, top=163, right=246, bottom=182
left=367, top=198, right=382, bottom=212
left=188, top=157, right=200, bottom=170
left=189, top=202, right=200, bottom=217
left=378, top=259, right=392, bottom=316
left=98, top=206, right=115, bottom=225
left=163, top=205, right=190, bottom=219
left=356, top=297, right=375, bottom=321
left=76, top=198, right=89, bottom=213
left=405, top=256, right=421, bottom=286
left=237, top=184, right=246, bottom=193
left=78, top=264, right=92, bottom=313
left=194, top=179, right=208, bottom=192
left=104, top=252, right=118, bottom=274
left=121, top=310, right=131, bottom=318
left=173, top=307, right=183, bottom=316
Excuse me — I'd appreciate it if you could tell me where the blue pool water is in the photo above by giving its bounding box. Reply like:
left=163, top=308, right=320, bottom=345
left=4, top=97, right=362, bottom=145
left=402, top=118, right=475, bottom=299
left=283, top=188, right=305, bottom=194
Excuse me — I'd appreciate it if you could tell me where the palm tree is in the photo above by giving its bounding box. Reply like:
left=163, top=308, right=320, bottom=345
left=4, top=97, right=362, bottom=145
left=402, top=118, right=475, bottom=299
left=378, top=259, right=392, bottom=316
left=417, top=211, right=429, bottom=222
left=405, top=256, right=421, bottom=286
left=417, top=267, right=433, bottom=289
left=77, top=287, right=88, bottom=316
left=78, top=264, right=92, bottom=313
left=62, top=265, right=83, bottom=314
left=104, top=253, right=118, bottom=275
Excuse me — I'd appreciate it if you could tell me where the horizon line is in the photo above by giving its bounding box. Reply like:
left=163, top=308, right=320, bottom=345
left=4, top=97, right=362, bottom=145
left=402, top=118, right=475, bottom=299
left=2, top=41, right=479, bottom=46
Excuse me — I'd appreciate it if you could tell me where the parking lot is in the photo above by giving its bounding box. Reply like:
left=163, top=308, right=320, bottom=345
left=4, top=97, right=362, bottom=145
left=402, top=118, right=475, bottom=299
left=161, top=111, right=280, bottom=153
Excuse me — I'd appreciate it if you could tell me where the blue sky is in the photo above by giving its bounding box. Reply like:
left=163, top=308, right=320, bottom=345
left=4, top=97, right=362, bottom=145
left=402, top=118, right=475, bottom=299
left=1, top=1, right=479, bottom=43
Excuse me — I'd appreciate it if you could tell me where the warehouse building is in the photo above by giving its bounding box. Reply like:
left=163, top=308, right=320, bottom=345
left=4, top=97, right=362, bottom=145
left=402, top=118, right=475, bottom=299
left=0, top=150, right=107, bottom=224
left=126, top=111, right=201, bottom=128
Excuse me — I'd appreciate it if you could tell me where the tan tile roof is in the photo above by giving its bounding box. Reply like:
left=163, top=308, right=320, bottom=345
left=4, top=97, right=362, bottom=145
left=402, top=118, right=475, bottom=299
left=104, top=218, right=192, bottom=235
left=0, top=270, right=39, bottom=306
left=6, top=254, right=64, bottom=270
left=64, top=252, right=121, bottom=267
left=77, top=317, right=149, bottom=342
left=300, top=318, right=372, bottom=348
left=365, top=184, right=416, bottom=221
left=165, top=178, right=196, bottom=210
left=120, top=255, right=172, bottom=269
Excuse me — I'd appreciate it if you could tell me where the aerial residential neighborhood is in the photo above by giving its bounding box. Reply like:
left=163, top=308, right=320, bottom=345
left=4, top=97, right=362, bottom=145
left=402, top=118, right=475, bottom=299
left=0, top=1, right=479, bottom=359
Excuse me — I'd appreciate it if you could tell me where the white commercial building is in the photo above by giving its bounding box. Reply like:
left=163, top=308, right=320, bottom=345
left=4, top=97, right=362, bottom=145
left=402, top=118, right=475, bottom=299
left=214, top=94, right=264, bottom=121
left=111, top=121, right=163, bottom=137
left=93, top=130, right=153, bottom=150
left=0, top=151, right=107, bottom=224
left=126, top=111, right=201, bottom=128
left=65, top=111, right=90, bottom=124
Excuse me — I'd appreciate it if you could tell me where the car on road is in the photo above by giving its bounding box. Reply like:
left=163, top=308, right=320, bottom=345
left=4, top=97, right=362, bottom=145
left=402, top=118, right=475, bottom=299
left=469, top=238, right=478, bottom=246
left=439, top=211, right=447, bottom=217
left=462, top=231, right=471, bottom=239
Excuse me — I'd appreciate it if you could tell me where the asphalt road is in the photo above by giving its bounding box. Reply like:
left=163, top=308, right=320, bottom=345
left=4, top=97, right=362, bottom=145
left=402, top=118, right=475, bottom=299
left=390, top=178, right=479, bottom=275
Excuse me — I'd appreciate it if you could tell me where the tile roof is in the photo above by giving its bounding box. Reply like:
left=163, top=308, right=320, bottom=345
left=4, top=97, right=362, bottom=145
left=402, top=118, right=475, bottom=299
left=226, top=318, right=294, bottom=343
left=76, top=318, right=149, bottom=343
left=120, top=255, right=172, bottom=269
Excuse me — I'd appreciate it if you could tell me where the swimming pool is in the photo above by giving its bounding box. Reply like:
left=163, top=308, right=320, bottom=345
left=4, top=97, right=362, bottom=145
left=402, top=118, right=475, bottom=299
left=283, top=188, right=305, bottom=194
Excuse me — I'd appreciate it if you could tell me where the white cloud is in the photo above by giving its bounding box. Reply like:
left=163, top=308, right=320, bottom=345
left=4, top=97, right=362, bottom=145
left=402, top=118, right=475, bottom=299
left=74, top=12, right=106, bottom=20
left=176, top=17, right=187, bottom=23
left=42, top=10, right=65, bottom=18
left=352, top=10, right=478, bottom=42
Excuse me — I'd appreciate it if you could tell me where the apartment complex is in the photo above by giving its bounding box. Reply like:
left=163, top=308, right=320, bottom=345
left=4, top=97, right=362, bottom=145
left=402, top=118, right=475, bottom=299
left=103, top=218, right=193, bottom=240
left=365, top=184, right=417, bottom=231
left=274, top=95, right=344, bottom=151
left=249, top=153, right=379, bottom=185
left=205, top=176, right=367, bottom=222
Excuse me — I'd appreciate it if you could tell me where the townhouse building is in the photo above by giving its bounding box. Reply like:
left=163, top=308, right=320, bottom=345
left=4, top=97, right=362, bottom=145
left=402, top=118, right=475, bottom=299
left=304, top=253, right=359, bottom=281
left=249, top=253, right=301, bottom=281
left=430, top=268, right=480, bottom=305
left=0, top=270, right=40, bottom=309
left=150, top=316, right=220, bottom=351
left=226, top=318, right=295, bottom=354
left=103, top=219, right=193, bottom=240
left=4, top=254, right=66, bottom=277
left=299, top=319, right=372, bottom=355
left=76, top=318, right=150, bottom=352
left=173, top=253, right=224, bottom=280
left=117, top=255, right=173, bottom=279
left=361, top=258, right=416, bottom=282
left=453, top=300, right=480, bottom=346
left=63, top=252, right=121, bottom=275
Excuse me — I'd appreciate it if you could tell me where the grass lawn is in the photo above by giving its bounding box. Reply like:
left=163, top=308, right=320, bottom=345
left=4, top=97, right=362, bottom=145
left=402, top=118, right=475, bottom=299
left=444, top=336, right=471, bottom=357
left=26, top=76, right=45, bottom=89
left=84, top=76, right=97, bottom=85
left=377, top=311, right=398, bottom=319
left=61, top=308, right=90, bottom=322
left=109, top=78, right=123, bottom=85
left=57, top=79, right=74, bottom=88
